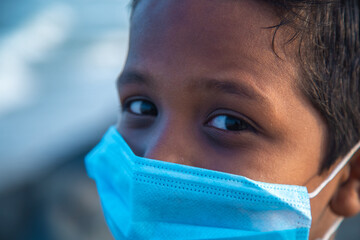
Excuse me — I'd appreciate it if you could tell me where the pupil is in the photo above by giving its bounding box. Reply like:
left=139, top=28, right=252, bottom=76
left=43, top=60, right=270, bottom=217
left=225, top=116, right=245, bottom=131
left=140, top=101, right=157, bottom=115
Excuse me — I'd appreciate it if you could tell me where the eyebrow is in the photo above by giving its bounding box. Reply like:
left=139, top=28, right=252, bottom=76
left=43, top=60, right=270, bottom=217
left=117, top=71, right=153, bottom=88
left=190, top=77, right=266, bottom=102
left=117, top=70, right=268, bottom=104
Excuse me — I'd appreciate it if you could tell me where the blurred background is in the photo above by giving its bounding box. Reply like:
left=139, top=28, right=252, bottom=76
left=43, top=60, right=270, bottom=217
left=0, top=0, right=128, bottom=239
left=0, top=0, right=359, bottom=240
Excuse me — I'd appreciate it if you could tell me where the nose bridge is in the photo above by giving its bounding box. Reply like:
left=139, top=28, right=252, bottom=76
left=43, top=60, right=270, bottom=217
left=143, top=117, right=193, bottom=166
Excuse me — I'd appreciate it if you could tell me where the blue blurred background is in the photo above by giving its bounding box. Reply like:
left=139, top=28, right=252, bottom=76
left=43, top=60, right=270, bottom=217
left=0, top=0, right=359, bottom=239
left=0, top=0, right=128, bottom=239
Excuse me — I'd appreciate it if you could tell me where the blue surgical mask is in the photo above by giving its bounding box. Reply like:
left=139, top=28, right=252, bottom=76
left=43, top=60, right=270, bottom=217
left=85, top=126, right=359, bottom=240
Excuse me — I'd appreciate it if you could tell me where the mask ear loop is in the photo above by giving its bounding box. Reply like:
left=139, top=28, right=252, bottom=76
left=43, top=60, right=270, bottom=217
left=311, top=142, right=360, bottom=240
left=308, top=141, right=360, bottom=199
left=315, top=217, right=344, bottom=240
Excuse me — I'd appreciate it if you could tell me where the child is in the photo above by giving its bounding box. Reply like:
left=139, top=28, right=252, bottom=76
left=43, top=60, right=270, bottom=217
left=86, top=0, right=360, bottom=239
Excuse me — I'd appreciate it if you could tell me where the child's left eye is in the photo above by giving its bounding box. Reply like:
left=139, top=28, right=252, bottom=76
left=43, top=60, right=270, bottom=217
left=207, top=115, right=252, bottom=132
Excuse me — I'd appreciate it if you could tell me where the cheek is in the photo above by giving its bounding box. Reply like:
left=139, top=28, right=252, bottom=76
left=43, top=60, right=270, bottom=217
left=116, top=122, right=148, bottom=157
left=201, top=142, right=310, bottom=185
left=268, top=90, right=329, bottom=183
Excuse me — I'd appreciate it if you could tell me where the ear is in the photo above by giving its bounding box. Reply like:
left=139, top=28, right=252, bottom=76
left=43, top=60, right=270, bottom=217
left=330, top=147, right=360, bottom=217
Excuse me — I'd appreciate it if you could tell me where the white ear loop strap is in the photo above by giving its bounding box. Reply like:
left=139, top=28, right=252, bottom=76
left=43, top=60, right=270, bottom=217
left=315, top=217, right=344, bottom=240
left=308, top=141, right=360, bottom=199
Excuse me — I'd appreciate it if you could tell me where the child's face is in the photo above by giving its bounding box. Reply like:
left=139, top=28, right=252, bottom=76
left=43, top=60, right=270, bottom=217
left=117, top=0, right=345, bottom=238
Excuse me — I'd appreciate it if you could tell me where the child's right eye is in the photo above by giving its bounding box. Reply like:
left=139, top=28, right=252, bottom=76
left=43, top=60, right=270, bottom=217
left=123, top=99, right=158, bottom=116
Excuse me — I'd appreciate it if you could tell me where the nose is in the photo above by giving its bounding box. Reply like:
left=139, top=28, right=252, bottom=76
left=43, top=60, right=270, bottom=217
left=142, top=120, right=195, bottom=167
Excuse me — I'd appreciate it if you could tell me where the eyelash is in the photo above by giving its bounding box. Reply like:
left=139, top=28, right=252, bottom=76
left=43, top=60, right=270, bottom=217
left=123, top=98, right=158, bottom=116
left=122, top=98, right=255, bottom=132
left=205, top=114, right=254, bottom=133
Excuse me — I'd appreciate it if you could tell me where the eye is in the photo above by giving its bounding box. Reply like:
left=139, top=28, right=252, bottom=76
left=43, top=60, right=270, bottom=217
left=124, top=99, right=158, bottom=116
left=207, top=115, right=252, bottom=132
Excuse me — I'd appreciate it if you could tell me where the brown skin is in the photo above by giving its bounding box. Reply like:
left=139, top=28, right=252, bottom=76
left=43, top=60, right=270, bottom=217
left=116, top=0, right=360, bottom=239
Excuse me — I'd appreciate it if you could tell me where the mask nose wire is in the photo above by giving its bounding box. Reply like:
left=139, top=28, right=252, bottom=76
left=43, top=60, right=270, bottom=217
left=308, top=141, right=360, bottom=199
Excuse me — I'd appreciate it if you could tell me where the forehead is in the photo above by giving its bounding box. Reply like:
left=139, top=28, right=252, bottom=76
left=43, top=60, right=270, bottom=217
left=127, top=0, right=298, bottom=93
